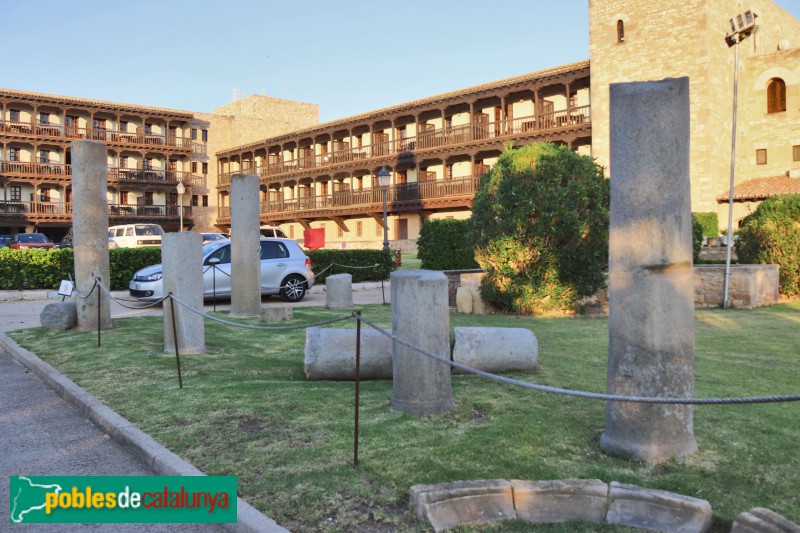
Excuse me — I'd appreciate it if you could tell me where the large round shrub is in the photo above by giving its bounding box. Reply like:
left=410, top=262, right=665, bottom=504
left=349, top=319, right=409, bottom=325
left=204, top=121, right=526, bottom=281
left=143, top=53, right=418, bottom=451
left=470, top=142, right=609, bottom=314
left=736, top=194, right=800, bottom=296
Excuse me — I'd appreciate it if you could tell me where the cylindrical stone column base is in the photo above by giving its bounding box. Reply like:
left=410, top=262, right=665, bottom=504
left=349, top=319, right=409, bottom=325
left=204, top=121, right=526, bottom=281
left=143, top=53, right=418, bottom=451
left=391, top=270, right=453, bottom=415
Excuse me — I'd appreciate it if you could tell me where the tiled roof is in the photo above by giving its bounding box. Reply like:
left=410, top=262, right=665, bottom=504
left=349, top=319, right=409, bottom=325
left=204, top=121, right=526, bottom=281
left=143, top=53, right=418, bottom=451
left=717, top=171, right=800, bottom=202
left=218, top=60, right=591, bottom=155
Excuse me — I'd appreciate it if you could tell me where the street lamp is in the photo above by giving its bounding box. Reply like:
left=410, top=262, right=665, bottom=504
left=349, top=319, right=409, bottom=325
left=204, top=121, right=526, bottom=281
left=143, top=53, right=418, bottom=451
left=377, top=167, right=391, bottom=251
left=176, top=181, right=185, bottom=232
left=722, top=9, right=758, bottom=308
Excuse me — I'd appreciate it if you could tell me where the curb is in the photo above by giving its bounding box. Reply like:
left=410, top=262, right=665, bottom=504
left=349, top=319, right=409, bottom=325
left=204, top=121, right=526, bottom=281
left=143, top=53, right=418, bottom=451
left=0, top=333, right=288, bottom=533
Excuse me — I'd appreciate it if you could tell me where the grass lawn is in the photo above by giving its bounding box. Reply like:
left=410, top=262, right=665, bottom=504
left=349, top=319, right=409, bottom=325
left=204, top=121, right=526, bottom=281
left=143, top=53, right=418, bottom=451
left=399, top=252, right=422, bottom=270
left=9, top=303, right=800, bottom=532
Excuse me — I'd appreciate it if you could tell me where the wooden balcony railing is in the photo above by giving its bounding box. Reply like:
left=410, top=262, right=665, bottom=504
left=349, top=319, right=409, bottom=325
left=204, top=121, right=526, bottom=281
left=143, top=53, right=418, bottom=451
left=0, top=201, right=189, bottom=219
left=0, top=161, right=71, bottom=176
left=109, top=204, right=190, bottom=218
left=0, top=162, right=190, bottom=184
left=218, top=105, right=590, bottom=183
left=0, top=121, right=192, bottom=149
left=0, top=201, right=72, bottom=215
left=217, top=175, right=481, bottom=220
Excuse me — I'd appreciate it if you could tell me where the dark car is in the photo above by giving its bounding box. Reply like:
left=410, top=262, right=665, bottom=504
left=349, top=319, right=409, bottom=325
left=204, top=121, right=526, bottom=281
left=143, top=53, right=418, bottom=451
left=0, top=234, right=11, bottom=248
left=9, top=233, right=54, bottom=250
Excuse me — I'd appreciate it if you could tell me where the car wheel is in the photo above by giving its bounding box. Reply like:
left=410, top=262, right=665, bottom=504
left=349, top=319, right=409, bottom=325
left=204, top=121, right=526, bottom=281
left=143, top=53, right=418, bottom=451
left=280, top=275, right=307, bottom=302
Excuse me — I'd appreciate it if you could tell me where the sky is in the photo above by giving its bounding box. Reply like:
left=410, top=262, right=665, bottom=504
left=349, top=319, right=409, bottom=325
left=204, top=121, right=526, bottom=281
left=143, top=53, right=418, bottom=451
left=3, top=0, right=800, bottom=123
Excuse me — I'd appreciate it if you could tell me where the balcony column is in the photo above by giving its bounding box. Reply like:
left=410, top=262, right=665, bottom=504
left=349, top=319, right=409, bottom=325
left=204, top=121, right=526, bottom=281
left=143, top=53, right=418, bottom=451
left=565, top=82, right=572, bottom=121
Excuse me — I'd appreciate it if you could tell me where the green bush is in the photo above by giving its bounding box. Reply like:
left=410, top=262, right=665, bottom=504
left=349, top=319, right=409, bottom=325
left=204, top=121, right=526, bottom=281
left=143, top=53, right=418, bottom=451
left=0, top=248, right=163, bottom=291
left=691, top=214, right=704, bottom=263
left=736, top=194, right=800, bottom=296
left=470, top=142, right=609, bottom=314
left=306, top=249, right=396, bottom=283
left=693, top=211, right=718, bottom=238
left=417, top=219, right=479, bottom=270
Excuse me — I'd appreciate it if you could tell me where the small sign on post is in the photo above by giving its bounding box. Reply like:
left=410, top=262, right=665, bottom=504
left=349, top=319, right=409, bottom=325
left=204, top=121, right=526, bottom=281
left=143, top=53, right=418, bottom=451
left=58, top=280, right=74, bottom=300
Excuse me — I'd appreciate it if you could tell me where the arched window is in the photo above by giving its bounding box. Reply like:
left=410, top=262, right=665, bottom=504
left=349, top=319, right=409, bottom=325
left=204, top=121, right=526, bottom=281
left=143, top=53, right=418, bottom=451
left=617, top=20, right=625, bottom=42
left=767, top=78, right=786, bottom=113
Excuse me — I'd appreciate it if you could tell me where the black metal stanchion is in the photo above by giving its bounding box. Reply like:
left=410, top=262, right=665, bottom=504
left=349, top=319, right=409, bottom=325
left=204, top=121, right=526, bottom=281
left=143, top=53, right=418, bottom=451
left=353, top=311, right=361, bottom=467
left=96, top=278, right=101, bottom=347
left=169, top=294, right=183, bottom=389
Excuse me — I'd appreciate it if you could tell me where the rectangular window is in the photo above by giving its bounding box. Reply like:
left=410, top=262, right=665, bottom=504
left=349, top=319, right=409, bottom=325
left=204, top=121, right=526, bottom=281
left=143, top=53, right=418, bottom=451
left=40, top=188, right=51, bottom=202
left=337, top=226, right=344, bottom=238
left=201, top=129, right=208, bottom=142
left=202, top=195, right=208, bottom=207
left=356, top=221, right=363, bottom=237
left=10, top=109, right=20, bottom=122
left=119, top=156, right=128, bottom=168
left=191, top=162, right=198, bottom=173
left=756, top=149, right=767, bottom=165
left=144, top=191, right=154, bottom=205
left=144, top=158, right=152, bottom=170
left=120, top=191, right=129, bottom=204
left=793, top=145, right=800, bottom=162
left=120, top=120, right=128, bottom=133
left=39, top=112, right=50, bottom=125
left=39, top=150, right=50, bottom=163
left=191, top=195, right=198, bottom=207
left=93, top=118, right=106, bottom=130
left=375, top=221, right=382, bottom=237
left=9, top=147, right=19, bottom=161
left=191, top=128, right=198, bottom=141
left=144, top=123, right=152, bottom=135
left=167, top=192, right=178, bottom=206
left=202, top=162, right=208, bottom=174
left=10, top=186, right=21, bottom=201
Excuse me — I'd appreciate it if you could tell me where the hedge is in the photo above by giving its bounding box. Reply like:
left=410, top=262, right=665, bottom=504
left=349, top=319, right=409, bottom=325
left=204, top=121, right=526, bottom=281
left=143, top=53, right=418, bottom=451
left=0, top=248, right=162, bottom=291
left=693, top=211, right=719, bottom=238
left=417, top=218, right=479, bottom=270
left=306, top=249, right=397, bottom=283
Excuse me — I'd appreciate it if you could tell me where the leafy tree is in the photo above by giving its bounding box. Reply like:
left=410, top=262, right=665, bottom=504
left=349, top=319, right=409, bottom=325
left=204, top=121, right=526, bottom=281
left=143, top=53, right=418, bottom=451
left=417, top=219, right=478, bottom=270
left=736, top=194, right=800, bottom=296
left=470, top=142, right=609, bottom=313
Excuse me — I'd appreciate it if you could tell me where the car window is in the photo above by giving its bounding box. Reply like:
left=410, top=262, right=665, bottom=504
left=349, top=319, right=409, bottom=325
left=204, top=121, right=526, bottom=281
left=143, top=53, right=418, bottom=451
left=260, top=241, right=289, bottom=260
left=206, top=245, right=231, bottom=265
left=125, top=228, right=135, bottom=236
left=116, top=229, right=125, bottom=237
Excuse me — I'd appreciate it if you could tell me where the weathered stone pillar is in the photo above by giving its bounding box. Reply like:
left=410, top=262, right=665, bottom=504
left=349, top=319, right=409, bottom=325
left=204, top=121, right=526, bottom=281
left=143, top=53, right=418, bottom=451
left=391, top=270, right=453, bottom=415
left=600, top=78, right=697, bottom=462
left=71, top=140, right=112, bottom=331
left=325, top=273, right=353, bottom=309
left=162, top=232, right=205, bottom=354
left=229, top=174, right=261, bottom=317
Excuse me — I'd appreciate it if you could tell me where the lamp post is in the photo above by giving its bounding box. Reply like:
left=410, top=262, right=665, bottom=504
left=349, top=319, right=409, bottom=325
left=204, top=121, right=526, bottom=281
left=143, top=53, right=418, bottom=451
left=377, top=167, right=391, bottom=251
left=176, top=181, right=185, bottom=232
left=722, top=9, right=758, bottom=308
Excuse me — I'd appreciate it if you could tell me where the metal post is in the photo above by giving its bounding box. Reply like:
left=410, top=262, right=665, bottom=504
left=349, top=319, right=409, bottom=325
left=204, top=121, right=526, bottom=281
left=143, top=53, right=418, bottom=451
left=382, top=187, right=389, bottom=251
left=353, top=311, right=361, bottom=467
left=723, top=39, right=740, bottom=309
left=96, top=278, right=101, bottom=347
left=169, top=294, right=183, bottom=389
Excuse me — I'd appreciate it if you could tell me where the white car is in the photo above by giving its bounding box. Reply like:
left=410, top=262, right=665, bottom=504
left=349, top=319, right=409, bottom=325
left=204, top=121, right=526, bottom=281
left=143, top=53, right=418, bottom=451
left=129, top=238, right=314, bottom=302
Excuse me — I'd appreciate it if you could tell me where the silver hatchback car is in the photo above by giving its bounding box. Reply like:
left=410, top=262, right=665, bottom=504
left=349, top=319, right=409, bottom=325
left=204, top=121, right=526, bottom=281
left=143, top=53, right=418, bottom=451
left=129, top=238, right=314, bottom=302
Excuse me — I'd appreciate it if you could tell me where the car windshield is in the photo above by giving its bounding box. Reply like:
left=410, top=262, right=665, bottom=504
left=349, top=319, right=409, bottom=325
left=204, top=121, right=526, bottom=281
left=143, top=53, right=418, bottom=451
left=18, top=234, right=50, bottom=243
left=202, top=241, right=228, bottom=256
left=134, top=225, right=163, bottom=236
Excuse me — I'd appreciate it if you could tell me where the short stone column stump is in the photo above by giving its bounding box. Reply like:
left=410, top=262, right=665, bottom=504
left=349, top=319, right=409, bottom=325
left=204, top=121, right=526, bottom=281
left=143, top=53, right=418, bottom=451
left=304, top=327, right=392, bottom=380
left=325, top=273, right=353, bottom=309
left=261, top=306, right=293, bottom=323
left=452, top=327, right=538, bottom=374
left=731, top=507, right=800, bottom=533
left=40, top=301, right=78, bottom=330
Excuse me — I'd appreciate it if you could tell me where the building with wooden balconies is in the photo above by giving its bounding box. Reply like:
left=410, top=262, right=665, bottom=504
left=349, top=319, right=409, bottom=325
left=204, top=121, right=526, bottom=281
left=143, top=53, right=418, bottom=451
left=215, top=61, right=592, bottom=246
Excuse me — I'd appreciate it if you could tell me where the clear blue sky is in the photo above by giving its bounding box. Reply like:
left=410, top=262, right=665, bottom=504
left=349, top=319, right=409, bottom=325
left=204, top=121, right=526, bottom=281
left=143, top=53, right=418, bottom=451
left=3, top=0, right=799, bottom=123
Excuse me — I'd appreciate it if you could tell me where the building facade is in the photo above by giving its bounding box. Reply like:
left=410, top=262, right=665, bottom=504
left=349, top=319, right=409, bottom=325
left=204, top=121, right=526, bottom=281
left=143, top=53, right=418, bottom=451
left=0, top=91, right=318, bottom=240
left=589, top=0, right=800, bottom=227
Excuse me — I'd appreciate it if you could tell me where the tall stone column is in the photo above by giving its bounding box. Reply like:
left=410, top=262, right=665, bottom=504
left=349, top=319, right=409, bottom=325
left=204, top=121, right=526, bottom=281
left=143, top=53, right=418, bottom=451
left=229, top=174, right=261, bottom=317
left=71, top=140, right=112, bottom=331
left=391, top=270, right=453, bottom=415
left=600, top=78, right=697, bottom=462
left=162, top=232, right=205, bottom=354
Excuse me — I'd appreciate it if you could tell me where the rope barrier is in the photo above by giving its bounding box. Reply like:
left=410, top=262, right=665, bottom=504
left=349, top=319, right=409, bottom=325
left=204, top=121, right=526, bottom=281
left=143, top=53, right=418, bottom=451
left=96, top=282, right=169, bottom=309
left=356, top=315, right=800, bottom=406
left=68, top=274, right=97, bottom=300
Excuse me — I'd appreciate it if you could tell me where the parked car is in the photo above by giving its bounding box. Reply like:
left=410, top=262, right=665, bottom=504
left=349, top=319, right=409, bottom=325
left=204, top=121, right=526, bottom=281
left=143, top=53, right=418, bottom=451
left=8, top=233, right=54, bottom=250
left=129, top=238, right=314, bottom=302
left=0, top=234, right=11, bottom=248
left=53, top=229, right=119, bottom=249
left=108, top=224, right=163, bottom=248
left=260, top=225, right=287, bottom=238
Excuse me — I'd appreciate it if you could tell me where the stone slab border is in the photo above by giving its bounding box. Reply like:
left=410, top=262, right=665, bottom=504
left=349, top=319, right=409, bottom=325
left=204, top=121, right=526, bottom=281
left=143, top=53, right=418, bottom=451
left=0, top=333, right=288, bottom=533
left=410, top=479, right=799, bottom=532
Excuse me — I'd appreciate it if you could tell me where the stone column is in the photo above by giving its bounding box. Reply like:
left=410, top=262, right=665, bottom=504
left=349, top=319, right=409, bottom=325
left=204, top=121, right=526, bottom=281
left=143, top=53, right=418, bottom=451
left=71, top=140, right=112, bottom=331
left=162, top=232, right=205, bottom=354
left=391, top=270, right=453, bottom=415
left=325, top=273, right=353, bottom=309
left=229, top=174, right=261, bottom=317
left=600, top=77, right=697, bottom=462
